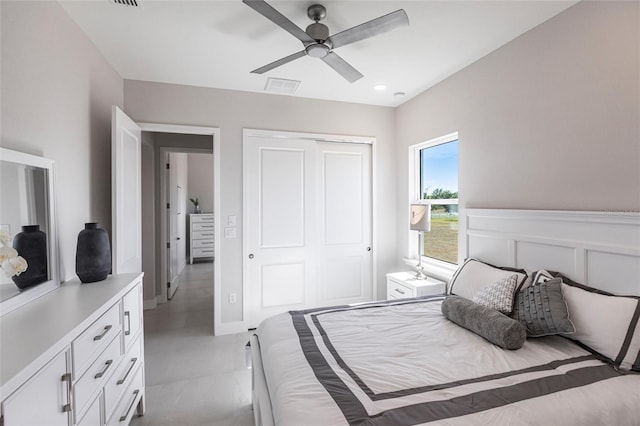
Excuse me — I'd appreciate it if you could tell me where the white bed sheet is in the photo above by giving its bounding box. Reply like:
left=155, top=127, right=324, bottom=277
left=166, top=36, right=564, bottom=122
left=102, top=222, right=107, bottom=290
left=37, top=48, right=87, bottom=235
left=255, top=297, right=640, bottom=426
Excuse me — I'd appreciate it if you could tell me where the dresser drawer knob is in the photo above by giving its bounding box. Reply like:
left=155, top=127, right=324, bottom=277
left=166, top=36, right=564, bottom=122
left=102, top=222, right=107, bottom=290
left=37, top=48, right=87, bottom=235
left=117, top=357, right=138, bottom=385
left=119, top=389, right=140, bottom=422
left=93, top=324, right=113, bottom=341
left=94, top=360, right=113, bottom=379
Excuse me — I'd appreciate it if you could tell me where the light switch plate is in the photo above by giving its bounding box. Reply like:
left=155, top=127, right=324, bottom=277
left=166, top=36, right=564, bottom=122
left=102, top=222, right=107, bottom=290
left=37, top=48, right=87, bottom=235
left=224, top=227, right=236, bottom=238
left=228, top=215, right=237, bottom=226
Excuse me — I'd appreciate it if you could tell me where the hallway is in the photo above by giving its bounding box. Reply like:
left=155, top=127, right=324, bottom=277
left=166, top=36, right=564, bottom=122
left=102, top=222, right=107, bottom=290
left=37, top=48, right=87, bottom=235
left=132, top=263, right=253, bottom=426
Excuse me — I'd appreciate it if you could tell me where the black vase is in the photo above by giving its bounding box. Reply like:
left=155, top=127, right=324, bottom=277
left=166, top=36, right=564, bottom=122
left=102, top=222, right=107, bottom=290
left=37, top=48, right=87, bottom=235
left=12, top=225, right=48, bottom=290
left=76, top=222, right=111, bottom=283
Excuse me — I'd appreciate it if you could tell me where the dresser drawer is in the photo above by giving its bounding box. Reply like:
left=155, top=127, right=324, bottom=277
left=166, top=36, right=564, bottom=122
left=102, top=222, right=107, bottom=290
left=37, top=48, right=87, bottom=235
left=192, top=247, right=215, bottom=257
left=191, top=214, right=213, bottom=223
left=192, top=222, right=214, bottom=231
left=74, top=332, right=123, bottom=416
left=104, top=335, right=142, bottom=418
left=107, top=365, right=143, bottom=426
left=192, top=230, right=214, bottom=240
left=387, top=280, right=416, bottom=299
left=192, top=239, right=214, bottom=249
left=76, top=393, right=102, bottom=426
left=122, top=284, right=142, bottom=353
left=72, top=302, right=121, bottom=377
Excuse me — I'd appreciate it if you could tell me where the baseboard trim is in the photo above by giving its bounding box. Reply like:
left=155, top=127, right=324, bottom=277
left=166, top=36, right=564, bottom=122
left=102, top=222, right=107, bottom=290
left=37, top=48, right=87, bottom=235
left=215, top=320, right=246, bottom=336
left=143, top=298, right=157, bottom=310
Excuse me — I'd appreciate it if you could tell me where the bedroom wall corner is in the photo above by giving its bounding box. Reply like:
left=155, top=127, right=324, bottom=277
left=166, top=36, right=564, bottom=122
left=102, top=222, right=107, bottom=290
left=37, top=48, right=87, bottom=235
left=394, top=0, right=640, bottom=265
left=0, top=0, right=124, bottom=282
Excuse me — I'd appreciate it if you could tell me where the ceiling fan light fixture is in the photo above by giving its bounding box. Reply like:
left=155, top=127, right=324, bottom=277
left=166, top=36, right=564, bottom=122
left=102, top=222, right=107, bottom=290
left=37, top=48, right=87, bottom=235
left=306, top=43, right=330, bottom=58
left=373, top=84, right=387, bottom=91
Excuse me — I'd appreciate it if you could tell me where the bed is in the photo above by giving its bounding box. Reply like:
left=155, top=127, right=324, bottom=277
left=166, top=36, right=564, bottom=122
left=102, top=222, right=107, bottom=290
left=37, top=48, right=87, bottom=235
left=250, top=209, right=640, bottom=425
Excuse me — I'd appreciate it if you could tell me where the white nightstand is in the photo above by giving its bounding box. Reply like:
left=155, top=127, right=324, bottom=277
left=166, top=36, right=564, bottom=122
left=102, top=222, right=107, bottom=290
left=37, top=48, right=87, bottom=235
left=386, top=271, right=446, bottom=300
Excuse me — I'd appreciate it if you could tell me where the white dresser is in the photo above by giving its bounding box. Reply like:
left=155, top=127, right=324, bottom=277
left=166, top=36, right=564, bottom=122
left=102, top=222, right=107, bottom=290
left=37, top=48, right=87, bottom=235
left=189, top=214, right=214, bottom=264
left=386, top=271, right=446, bottom=300
left=0, top=273, right=145, bottom=426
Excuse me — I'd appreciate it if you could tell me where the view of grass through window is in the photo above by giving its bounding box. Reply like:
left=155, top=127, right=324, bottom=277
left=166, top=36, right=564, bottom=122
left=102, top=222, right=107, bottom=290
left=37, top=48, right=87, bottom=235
left=419, top=140, right=458, bottom=264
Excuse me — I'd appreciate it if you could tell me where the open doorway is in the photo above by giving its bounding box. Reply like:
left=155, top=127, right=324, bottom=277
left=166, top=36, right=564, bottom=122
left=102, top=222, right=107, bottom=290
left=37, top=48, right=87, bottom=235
left=138, top=125, right=220, bottom=333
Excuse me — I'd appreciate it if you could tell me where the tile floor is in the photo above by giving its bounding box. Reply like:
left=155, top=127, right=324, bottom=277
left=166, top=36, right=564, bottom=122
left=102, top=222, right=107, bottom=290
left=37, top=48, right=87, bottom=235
left=131, top=262, right=254, bottom=426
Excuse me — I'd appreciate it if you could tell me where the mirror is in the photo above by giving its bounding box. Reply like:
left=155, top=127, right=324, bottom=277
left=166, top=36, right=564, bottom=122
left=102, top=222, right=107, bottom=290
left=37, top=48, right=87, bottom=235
left=0, top=148, right=58, bottom=315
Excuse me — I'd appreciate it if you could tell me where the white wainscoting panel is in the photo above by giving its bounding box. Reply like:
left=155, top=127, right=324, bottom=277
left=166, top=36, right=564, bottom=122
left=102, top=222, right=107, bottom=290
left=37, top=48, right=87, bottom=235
left=463, top=209, right=640, bottom=296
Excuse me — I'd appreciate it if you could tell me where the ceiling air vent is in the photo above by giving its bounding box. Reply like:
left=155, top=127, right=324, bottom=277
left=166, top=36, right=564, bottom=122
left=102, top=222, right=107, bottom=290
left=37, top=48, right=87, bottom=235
left=112, top=0, right=140, bottom=7
left=264, top=78, right=300, bottom=95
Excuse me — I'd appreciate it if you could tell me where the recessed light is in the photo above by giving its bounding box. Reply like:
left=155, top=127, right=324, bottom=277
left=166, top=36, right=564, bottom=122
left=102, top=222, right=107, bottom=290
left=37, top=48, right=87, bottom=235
left=373, top=84, right=387, bottom=91
left=394, top=91, right=406, bottom=97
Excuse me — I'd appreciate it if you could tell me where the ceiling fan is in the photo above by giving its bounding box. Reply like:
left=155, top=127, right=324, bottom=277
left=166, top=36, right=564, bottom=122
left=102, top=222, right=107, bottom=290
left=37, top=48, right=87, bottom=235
left=242, top=0, right=409, bottom=83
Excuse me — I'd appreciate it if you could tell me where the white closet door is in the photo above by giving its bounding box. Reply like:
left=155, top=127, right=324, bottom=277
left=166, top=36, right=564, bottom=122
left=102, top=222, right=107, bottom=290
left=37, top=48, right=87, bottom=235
left=244, top=137, right=317, bottom=328
left=112, top=106, right=142, bottom=274
left=316, top=142, right=372, bottom=305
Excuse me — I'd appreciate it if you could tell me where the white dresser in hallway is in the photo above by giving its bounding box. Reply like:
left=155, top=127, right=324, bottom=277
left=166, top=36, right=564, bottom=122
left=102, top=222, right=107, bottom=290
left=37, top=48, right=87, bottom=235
left=189, top=213, right=214, bottom=264
left=0, top=273, right=145, bottom=426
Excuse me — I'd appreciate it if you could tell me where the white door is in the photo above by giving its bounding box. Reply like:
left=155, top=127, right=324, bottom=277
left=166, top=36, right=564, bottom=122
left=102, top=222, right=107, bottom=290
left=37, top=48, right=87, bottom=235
left=167, top=153, right=180, bottom=299
left=244, top=137, right=318, bottom=328
left=243, top=135, right=373, bottom=328
left=112, top=106, right=142, bottom=274
left=316, top=142, right=372, bottom=305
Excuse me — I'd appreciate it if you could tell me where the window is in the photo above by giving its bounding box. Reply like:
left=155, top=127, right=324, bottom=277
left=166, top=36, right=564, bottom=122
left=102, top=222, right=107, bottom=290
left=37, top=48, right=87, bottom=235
left=411, top=134, right=459, bottom=265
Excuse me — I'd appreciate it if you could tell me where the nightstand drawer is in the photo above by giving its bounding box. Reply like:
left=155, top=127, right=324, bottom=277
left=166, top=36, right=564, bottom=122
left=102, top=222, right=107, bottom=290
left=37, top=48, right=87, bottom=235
left=387, top=280, right=415, bottom=299
left=192, top=223, right=214, bottom=231
left=192, top=239, right=215, bottom=248
left=386, top=272, right=446, bottom=300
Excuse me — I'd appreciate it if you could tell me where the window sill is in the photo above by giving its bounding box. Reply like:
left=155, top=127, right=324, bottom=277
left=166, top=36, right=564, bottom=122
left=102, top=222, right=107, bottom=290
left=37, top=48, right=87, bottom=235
left=402, top=257, right=457, bottom=283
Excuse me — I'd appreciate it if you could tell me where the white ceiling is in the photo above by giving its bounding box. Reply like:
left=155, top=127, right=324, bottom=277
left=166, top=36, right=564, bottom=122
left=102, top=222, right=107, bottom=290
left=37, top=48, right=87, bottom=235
left=59, top=0, right=577, bottom=107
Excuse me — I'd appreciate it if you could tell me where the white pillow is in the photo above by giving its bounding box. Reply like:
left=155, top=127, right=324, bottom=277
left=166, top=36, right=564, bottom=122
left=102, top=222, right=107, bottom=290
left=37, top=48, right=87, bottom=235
left=562, top=282, right=640, bottom=371
left=449, top=259, right=528, bottom=301
left=473, top=274, right=519, bottom=314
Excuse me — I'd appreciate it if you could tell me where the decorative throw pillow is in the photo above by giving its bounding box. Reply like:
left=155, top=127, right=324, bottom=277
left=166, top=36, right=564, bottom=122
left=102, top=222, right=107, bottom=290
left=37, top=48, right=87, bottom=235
left=472, top=274, right=519, bottom=314
left=531, top=269, right=554, bottom=285
left=441, top=296, right=526, bottom=350
left=556, top=277, right=640, bottom=371
left=449, top=258, right=528, bottom=301
left=511, top=277, right=575, bottom=337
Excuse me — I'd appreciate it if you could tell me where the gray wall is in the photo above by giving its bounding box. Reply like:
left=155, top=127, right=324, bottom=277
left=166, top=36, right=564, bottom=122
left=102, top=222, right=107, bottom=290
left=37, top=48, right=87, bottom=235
left=1, top=1, right=124, bottom=282
left=395, top=1, right=640, bottom=262
left=124, top=82, right=397, bottom=323
left=141, top=133, right=156, bottom=306
left=187, top=153, right=214, bottom=214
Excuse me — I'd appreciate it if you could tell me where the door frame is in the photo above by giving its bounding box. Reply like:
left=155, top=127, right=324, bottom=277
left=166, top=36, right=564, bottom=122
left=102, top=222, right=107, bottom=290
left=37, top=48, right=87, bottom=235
left=242, top=128, right=378, bottom=328
left=159, top=147, right=210, bottom=302
left=138, top=123, right=221, bottom=334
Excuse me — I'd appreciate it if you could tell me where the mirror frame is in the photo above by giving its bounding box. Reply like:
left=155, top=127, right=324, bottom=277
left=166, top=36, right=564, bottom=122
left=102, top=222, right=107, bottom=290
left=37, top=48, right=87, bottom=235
left=0, top=148, right=58, bottom=316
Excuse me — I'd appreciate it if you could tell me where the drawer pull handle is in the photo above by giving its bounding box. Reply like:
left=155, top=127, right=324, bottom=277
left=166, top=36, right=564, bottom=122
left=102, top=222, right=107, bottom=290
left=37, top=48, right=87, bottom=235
left=117, top=357, right=138, bottom=385
left=120, top=389, right=140, bottom=422
left=61, top=373, right=72, bottom=412
left=200, top=241, right=213, bottom=245
left=94, top=360, right=113, bottom=379
left=124, top=311, right=131, bottom=336
left=395, top=288, right=406, bottom=295
left=93, top=324, right=113, bottom=341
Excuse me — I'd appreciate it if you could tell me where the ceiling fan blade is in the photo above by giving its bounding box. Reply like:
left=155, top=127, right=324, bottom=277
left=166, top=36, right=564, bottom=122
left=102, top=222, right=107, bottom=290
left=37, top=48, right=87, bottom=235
left=243, top=0, right=315, bottom=45
left=328, top=9, right=409, bottom=50
left=251, top=50, right=307, bottom=74
left=321, top=52, right=363, bottom=83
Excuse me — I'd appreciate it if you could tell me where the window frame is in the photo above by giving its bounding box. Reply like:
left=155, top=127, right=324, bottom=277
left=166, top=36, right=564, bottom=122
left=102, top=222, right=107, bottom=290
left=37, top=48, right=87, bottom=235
left=407, top=132, right=460, bottom=277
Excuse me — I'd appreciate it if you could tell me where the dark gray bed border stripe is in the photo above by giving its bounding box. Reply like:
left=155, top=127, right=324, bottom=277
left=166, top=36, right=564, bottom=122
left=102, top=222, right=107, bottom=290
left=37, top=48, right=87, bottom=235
left=290, top=307, right=372, bottom=423
left=364, top=365, right=621, bottom=426
left=291, top=312, right=623, bottom=426
left=633, top=350, right=640, bottom=372
left=615, top=300, right=640, bottom=365
left=306, top=301, right=597, bottom=401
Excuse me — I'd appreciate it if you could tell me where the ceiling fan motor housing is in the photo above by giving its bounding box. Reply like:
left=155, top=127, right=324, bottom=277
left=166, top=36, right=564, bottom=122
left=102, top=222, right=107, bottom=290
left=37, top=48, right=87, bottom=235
left=306, top=22, right=329, bottom=42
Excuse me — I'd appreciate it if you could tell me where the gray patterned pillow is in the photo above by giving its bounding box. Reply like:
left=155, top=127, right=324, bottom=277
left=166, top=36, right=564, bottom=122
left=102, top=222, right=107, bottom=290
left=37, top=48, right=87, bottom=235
left=472, top=274, right=519, bottom=314
left=512, top=277, right=575, bottom=337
